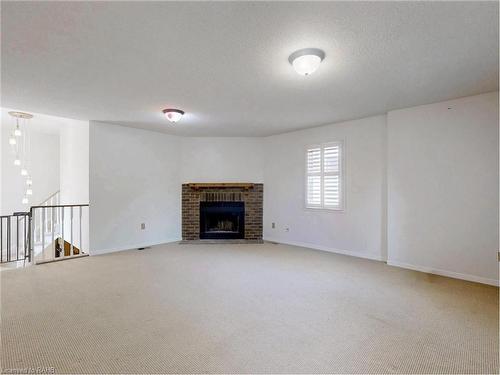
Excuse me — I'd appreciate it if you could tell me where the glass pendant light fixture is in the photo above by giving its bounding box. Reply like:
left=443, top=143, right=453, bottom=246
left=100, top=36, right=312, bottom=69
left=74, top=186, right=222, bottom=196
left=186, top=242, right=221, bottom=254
left=8, top=111, right=34, bottom=204
left=14, top=119, right=22, bottom=137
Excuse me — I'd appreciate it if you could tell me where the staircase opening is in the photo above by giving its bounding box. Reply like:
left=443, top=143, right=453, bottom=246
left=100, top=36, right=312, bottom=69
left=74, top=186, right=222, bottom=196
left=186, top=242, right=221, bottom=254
left=1, top=191, right=90, bottom=267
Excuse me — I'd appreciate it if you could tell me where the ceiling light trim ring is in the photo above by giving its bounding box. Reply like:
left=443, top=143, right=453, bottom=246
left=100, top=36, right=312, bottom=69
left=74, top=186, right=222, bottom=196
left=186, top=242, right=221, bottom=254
left=288, top=48, right=325, bottom=65
left=8, top=111, right=33, bottom=119
left=162, top=108, right=185, bottom=116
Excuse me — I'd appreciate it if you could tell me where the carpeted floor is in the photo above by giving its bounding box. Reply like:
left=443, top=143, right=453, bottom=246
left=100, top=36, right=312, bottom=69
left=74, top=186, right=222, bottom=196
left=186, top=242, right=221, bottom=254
left=1, top=242, right=498, bottom=374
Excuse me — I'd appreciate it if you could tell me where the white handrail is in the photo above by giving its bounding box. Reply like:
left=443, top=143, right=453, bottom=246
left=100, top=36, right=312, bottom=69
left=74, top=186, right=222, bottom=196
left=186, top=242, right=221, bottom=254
left=32, top=191, right=60, bottom=244
left=39, top=191, right=60, bottom=206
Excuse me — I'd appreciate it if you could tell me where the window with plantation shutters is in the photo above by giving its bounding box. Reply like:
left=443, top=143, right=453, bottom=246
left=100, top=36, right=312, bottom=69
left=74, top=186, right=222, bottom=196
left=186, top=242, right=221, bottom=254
left=305, top=141, right=344, bottom=210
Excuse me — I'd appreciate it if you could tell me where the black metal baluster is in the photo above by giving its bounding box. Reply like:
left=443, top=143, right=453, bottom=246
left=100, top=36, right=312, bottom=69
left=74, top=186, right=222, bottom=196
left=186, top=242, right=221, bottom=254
left=28, top=212, right=32, bottom=263
left=7, top=217, right=11, bottom=262
left=24, top=214, right=27, bottom=259
left=1, top=217, right=3, bottom=262
left=16, top=216, right=19, bottom=261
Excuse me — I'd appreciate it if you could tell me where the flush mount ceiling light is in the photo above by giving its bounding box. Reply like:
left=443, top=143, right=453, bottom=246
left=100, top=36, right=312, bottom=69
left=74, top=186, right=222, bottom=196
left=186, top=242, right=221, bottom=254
left=288, top=48, right=325, bottom=76
left=162, top=109, right=185, bottom=123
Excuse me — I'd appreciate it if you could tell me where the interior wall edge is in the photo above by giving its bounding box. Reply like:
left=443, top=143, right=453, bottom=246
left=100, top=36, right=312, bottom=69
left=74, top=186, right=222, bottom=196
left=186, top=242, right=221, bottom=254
left=387, top=260, right=499, bottom=287
left=263, top=237, right=384, bottom=262
left=90, top=238, right=182, bottom=256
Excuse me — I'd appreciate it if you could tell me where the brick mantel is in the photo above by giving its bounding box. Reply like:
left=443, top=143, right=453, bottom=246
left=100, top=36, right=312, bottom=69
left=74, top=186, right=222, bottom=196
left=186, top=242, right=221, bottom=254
left=182, top=183, right=263, bottom=241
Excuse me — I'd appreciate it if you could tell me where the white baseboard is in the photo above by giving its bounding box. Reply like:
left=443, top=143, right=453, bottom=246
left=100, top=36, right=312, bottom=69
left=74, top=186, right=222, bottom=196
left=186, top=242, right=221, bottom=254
left=91, top=237, right=498, bottom=287
left=264, top=237, right=499, bottom=287
left=91, top=238, right=181, bottom=256
left=386, top=260, right=499, bottom=287
left=263, top=237, right=384, bottom=261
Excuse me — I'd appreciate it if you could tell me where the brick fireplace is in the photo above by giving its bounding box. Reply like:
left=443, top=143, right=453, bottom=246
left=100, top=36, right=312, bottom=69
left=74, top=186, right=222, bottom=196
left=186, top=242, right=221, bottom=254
left=181, top=183, right=263, bottom=241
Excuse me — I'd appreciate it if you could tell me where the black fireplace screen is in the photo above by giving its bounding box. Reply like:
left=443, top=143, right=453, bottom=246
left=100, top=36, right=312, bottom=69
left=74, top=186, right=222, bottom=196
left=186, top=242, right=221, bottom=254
left=200, top=202, right=244, bottom=239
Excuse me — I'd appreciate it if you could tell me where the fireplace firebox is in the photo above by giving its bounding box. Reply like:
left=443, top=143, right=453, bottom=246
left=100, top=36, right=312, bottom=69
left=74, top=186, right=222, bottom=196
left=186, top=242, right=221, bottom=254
left=200, top=202, right=244, bottom=239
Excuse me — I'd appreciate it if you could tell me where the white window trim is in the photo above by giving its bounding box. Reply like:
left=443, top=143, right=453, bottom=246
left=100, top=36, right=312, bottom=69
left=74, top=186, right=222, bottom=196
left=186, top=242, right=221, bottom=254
left=305, top=140, right=345, bottom=211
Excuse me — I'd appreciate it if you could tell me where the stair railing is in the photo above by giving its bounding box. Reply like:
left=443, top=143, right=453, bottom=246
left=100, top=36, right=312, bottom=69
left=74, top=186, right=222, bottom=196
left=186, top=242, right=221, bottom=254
left=30, top=203, right=89, bottom=264
left=34, top=191, right=60, bottom=244
left=0, top=189, right=89, bottom=266
left=0, top=212, right=30, bottom=264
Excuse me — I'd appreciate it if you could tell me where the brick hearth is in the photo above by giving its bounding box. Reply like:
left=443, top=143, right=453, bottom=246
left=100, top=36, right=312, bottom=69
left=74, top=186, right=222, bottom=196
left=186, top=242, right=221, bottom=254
left=182, top=183, right=263, bottom=241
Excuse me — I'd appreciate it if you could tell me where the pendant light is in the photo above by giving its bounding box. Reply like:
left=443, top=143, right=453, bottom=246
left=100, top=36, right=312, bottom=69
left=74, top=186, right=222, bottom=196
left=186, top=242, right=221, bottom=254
left=8, top=111, right=34, bottom=205
left=14, top=119, right=22, bottom=137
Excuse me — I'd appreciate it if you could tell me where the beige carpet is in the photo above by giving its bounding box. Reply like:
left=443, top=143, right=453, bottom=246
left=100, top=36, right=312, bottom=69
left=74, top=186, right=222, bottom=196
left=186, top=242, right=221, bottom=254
left=1, top=242, right=498, bottom=374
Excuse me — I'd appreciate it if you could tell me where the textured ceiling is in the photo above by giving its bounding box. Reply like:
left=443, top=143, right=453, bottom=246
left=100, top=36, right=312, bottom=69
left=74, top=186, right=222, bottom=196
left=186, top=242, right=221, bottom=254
left=2, top=1, right=498, bottom=137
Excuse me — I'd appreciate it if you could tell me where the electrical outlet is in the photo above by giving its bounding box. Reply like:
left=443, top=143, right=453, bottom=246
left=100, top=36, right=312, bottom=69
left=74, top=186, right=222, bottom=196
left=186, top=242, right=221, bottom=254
left=272, top=222, right=276, bottom=229
left=141, top=223, right=146, bottom=230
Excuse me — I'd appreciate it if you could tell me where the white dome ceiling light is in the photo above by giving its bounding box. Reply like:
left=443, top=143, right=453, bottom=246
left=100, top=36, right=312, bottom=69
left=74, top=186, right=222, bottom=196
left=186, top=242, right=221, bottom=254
left=162, top=109, right=185, bottom=123
left=288, top=48, right=325, bottom=76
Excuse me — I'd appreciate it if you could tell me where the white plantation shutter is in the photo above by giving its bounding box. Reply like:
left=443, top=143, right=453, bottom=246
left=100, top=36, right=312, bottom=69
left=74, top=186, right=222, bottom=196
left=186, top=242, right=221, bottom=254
left=306, top=147, right=322, bottom=207
left=306, top=142, right=344, bottom=210
left=323, top=143, right=342, bottom=209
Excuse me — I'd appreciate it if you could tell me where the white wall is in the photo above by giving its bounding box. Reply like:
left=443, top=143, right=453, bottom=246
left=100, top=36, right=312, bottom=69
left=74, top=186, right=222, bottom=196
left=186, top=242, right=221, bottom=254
left=180, top=137, right=264, bottom=183
left=263, top=115, right=387, bottom=261
left=89, top=121, right=181, bottom=254
left=387, top=92, right=498, bottom=285
left=60, top=120, right=89, bottom=204
left=60, top=119, right=90, bottom=254
left=1, top=110, right=60, bottom=215
left=89, top=129, right=264, bottom=253
left=87, top=92, right=498, bottom=286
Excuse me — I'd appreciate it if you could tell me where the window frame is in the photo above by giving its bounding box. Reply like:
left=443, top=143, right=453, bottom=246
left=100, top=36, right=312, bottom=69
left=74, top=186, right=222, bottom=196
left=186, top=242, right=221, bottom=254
left=304, top=140, right=345, bottom=211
